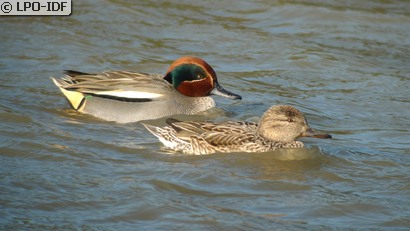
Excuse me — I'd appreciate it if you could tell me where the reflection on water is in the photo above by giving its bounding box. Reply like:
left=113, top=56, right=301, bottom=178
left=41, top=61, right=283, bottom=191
left=1, top=0, right=409, bottom=230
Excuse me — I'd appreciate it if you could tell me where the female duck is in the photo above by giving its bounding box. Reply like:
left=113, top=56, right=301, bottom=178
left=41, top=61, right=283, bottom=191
left=52, top=56, right=241, bottom=123
left=143, top=105, right=331, bottom=155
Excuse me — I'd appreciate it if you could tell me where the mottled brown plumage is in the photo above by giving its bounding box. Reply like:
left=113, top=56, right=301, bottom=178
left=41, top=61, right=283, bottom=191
left=143, top=105, right=332, bottom=155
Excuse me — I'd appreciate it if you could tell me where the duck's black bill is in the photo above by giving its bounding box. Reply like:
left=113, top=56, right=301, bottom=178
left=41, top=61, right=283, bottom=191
left=302, top=128, right=332, bottom=139
left=210, top=82, right=242, bottom=100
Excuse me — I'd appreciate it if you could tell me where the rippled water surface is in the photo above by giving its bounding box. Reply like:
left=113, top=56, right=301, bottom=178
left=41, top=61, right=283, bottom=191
left=1, top=0, right=409, bottom=230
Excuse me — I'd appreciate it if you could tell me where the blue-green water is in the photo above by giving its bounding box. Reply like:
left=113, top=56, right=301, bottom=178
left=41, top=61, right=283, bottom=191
left=1, top=0, right=409, bottom=230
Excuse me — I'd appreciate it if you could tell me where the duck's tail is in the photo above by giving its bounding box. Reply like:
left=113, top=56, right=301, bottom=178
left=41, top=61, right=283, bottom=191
left=51, top=77, right=86, bottom=111
left=142, top=123, right=190, bottom=150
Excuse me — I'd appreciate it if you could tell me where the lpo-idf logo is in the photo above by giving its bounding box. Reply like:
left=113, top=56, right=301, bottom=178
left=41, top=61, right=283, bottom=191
left=1, top=0, right=71, bottom=15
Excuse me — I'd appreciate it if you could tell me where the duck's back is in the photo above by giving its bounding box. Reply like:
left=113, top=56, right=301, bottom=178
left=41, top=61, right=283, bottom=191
left=168, top=120, right=305, bottom=154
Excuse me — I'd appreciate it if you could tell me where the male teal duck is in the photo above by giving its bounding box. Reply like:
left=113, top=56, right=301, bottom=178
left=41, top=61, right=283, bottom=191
left=52, top=56, right=242, bottom=123
left=143, top=105, right=331, bottom=155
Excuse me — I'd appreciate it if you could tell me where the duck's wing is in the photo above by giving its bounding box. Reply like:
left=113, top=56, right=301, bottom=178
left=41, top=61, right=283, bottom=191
left=166, top=119, right=258, bottom=133
left=52, top=70, right=173, bottom=100
left=166, top=119, right=260, bottom=146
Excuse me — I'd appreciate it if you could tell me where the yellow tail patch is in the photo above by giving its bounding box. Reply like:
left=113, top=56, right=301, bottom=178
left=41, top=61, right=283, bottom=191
left=59, top=88, right=86, bottom=111
left=52, top=78, right=86, bottom=111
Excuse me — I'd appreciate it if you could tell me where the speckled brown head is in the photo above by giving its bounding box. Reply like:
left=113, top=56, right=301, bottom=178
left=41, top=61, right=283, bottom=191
left=258, top=105, right=332, bottom=142
left=163, top=56, right=241, bottom=99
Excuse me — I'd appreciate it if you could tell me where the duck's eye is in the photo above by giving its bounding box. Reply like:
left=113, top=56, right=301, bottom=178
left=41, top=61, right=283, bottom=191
left=287, top=118, right=294, bottom=123
left=197, top=74, right=204, bottom=79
